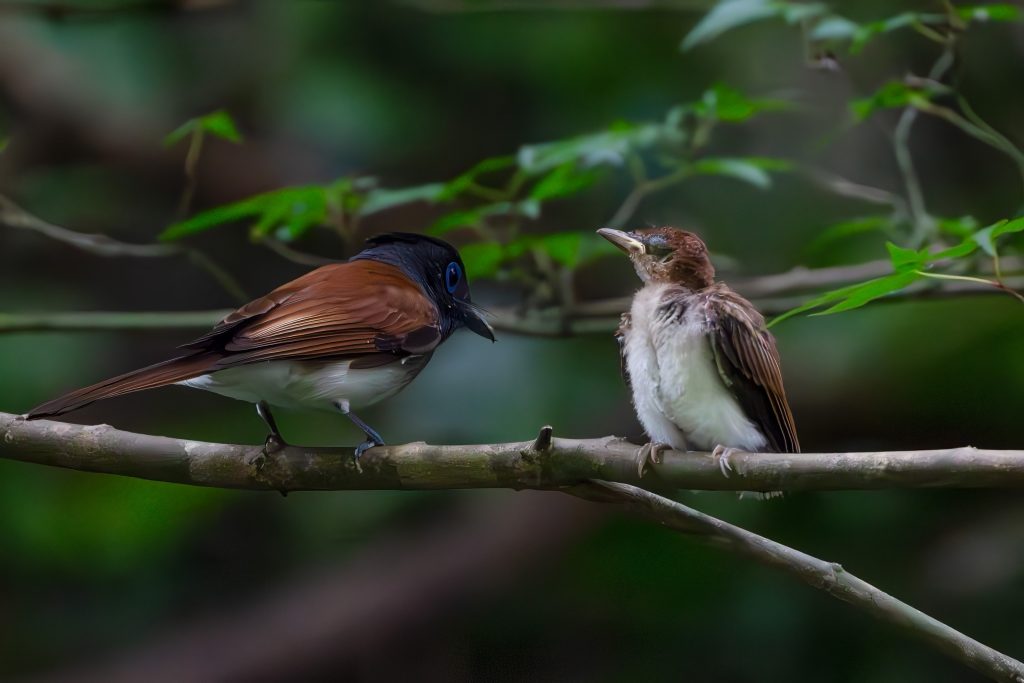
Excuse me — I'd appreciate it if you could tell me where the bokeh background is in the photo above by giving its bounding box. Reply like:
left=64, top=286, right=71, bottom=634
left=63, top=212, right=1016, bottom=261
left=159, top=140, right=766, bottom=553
left=1, top=1, right=1023, bottom=681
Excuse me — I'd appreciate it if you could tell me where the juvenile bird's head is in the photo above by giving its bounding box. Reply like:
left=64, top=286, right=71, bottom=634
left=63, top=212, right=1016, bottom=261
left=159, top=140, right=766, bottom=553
left=597, top=226, right=715, bottom=289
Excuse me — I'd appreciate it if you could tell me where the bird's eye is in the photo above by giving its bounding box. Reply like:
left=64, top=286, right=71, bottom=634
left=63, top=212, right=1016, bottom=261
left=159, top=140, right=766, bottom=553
left=445, top=261, right=462, bottom=294
left=648, top=246, right=673, bottom=260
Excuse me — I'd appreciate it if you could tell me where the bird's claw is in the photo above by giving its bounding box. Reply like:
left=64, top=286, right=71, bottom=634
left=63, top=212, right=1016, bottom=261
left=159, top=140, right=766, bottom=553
left=352, top=436, right=385, bottom=474
left=711, top=445, right=738, bottom=478
left=636, top=441, right=670, bottom=478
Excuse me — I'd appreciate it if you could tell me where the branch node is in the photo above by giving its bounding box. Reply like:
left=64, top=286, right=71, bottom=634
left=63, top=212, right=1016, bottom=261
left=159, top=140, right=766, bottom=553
left=532, top=425, right=554, bottom=453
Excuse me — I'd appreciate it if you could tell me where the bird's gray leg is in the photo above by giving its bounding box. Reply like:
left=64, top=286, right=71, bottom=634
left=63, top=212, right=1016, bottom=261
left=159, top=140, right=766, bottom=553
left=711, top=444, right=738, bottom=478
left=256, top=400, right=287, bottom=454
left=334, top=400, right=385, bottom=461
left=636, top=441, right=671, bottom=478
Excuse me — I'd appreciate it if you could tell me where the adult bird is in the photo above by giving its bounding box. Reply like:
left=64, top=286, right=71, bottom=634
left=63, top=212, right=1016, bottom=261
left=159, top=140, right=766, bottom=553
left=28, top=233, right=495, bottom=458
left=597, top=226, right=799, bottom=476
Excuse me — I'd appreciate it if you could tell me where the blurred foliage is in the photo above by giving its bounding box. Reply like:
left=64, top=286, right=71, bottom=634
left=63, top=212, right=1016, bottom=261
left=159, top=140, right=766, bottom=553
left=2, top=0, right=1024, bottom=681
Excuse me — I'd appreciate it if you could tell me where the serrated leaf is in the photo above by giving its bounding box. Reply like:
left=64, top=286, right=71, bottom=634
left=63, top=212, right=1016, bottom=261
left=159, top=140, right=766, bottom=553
left=682, top=0, right=782, bottom=51
left=361, top=183, right=446, bottom=216
left=886, top=241, right=925, bottom=271
left=529, top=162, right=604, bottom=201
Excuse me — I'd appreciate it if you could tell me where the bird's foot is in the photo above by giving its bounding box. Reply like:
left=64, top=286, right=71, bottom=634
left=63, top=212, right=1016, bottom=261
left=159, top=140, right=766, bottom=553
left=352, top=434, right=385, bottom=474
left=711, top=444, right=738, bottom=478
left=636, top=441, right=670, bottom=478
left=248, top=433, right=288, bottom=471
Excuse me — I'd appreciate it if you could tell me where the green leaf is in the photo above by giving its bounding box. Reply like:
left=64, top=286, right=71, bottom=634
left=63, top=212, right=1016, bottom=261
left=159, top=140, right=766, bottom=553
left=517, top=120, right=678, bottom=174
left=991, top=216, right=1024, bottom=238
left=529, top=162, right=604, bottom=201
left=769, top=271, right=919, bottom=326
left=361, top=183, right=446, bottom=216
left=969, top=217, right=1024, bottom=257
left=439, top=156, right=516, bottom=201
left=164, top=109, right=243, bottom=147
left=929, top=239, right=978, bottom=261
left=682, top=0, right=780, bottom=50
left=809, top=16, right=860, bottom=41
left=850, top=12, right=923, bottom=53
left=956, top=4, right=1020, bottom=22
left=691, top=157, right=791, bottom=189
left=886, top=241, right=925, bottom=272
left=936, top=215, right=980, bottom=238
left=160, top=185, right=328, bottom=241
left=428, top=200, right=539, bottom=236
left=459, top=242, right=506, bottom=279
left=692, top=83, right=792, bottom=122
left=806, top=215, right=892, bottom=253
left=199, top=109, right=243, bottom=143
left=850, top=80, right=948, bottom=121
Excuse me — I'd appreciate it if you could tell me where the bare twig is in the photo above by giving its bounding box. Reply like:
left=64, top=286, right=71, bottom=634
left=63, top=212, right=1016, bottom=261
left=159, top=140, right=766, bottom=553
left=3, top=414, right=1024, bottom=679
left=583, top=481, right=1024, bottom=683
left=6, top=413, right=1024, bottom=493
left=2, top=195, right=249, bottom=302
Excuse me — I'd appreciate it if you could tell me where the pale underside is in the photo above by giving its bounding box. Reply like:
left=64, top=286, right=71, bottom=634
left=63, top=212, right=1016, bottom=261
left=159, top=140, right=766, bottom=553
left=624, top=283, right=768, bottom=452
left=179, top=355, right=431, bottom=413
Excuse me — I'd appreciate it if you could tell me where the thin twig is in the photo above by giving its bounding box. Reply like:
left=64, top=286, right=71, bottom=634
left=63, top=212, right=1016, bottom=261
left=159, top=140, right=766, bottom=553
left=582, top=481, right=1024, bottom=683
left=3, top=195, right=249, bottom=302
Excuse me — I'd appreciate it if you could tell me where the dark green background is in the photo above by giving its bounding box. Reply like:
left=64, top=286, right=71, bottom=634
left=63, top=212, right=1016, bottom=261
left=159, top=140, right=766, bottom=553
left=1, top=1, right=1022, bottom=680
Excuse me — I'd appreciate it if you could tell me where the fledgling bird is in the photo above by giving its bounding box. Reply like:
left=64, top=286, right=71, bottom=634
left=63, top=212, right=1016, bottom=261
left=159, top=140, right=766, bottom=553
left=28, top=233, right=495, bottom=457
left=597, top=226, right=799, bottom=475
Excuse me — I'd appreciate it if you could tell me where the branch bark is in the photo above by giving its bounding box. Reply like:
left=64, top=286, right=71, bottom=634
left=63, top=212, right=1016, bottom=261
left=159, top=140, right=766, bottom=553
left=3, top=413, right=1023, bottom=680
left=4, top=413, right=1024, bottom=494
left=582, top=481, right=1024, bottom=683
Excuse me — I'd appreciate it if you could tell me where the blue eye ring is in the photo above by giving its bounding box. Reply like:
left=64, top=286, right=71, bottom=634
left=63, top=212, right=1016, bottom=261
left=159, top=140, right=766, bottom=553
left=445, top=261, right=462, bottom=294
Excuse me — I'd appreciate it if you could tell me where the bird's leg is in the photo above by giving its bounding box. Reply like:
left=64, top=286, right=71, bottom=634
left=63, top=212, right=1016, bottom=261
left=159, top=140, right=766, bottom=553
left=256, top=400, right=287, bottom=454
left=636, top=441, right=670, bottom=478
left=334, top=401, right=385, bottom=462
left=711, top=444, right=738, bottom=478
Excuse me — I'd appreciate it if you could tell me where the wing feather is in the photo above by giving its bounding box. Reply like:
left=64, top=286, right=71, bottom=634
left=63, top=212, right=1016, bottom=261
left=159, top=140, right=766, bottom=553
left=705, top=285, right=800, bottom=453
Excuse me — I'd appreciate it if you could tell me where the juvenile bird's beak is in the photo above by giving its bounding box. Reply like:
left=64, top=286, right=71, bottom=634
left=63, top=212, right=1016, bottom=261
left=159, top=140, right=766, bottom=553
left=597, top=228, right=645, bottom=255
left=460, top=302, right=497, bottom=342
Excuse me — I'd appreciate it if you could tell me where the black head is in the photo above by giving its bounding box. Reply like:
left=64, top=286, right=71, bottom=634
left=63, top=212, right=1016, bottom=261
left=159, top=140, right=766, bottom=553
left=352, top=232, right=495, bottom=341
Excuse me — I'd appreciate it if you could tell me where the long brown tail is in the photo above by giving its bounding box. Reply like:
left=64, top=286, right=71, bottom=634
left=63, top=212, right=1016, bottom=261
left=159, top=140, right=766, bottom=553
left=27, top=352, right=219, bottom=419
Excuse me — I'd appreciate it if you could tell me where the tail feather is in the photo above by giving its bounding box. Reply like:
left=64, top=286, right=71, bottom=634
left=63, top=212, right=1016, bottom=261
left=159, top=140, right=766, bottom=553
left=27, top=352, right=218, bottom=419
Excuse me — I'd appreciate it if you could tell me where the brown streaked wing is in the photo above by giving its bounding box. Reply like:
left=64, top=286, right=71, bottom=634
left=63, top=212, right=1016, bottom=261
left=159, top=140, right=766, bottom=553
left=184, top=260, right=442, bottom=366
left=705, top=284, right=800, bottom=453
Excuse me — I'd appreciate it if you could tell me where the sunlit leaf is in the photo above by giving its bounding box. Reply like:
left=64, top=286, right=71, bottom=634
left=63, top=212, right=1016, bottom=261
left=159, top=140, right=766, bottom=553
left=160, top=185, right=328, bottom=241
left=529, top=162, right=605, bottom=201
left=361, top=183, right=446, bottom=216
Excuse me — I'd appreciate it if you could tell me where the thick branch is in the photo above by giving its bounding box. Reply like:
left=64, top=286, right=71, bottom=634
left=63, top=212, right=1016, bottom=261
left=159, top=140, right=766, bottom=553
left=4, top=413, right=1024, bottom=493
left=583, top=481, right=1024, bottom=683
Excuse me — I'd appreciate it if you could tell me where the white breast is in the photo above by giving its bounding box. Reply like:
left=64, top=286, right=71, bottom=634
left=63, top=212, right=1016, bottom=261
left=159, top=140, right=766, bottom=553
left=179, top=355, right=430, bottom=412
left=624, top=284, right=767, bottom=452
